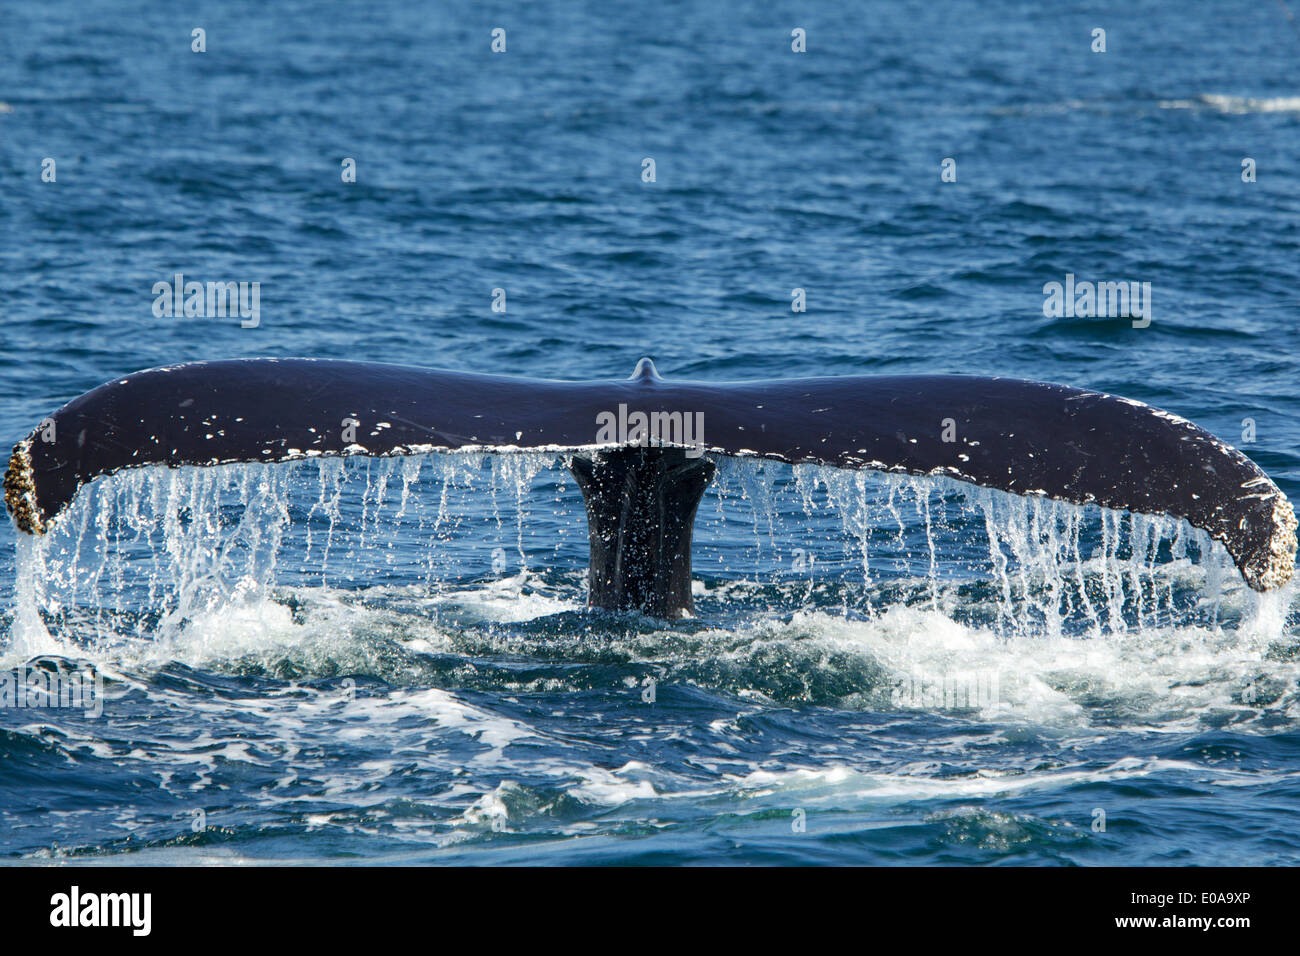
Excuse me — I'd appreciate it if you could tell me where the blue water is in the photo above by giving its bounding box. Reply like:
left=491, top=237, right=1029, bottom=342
left=3, top=0, right=1300, bottom=865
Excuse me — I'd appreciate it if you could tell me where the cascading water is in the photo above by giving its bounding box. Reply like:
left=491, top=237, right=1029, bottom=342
left=5, top=451, right=1283, bottom=656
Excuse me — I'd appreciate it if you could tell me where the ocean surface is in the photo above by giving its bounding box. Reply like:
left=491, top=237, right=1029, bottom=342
left=2, top=0, right=1300, bottom=865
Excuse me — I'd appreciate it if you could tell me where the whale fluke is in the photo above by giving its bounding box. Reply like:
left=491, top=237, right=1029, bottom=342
left=5, top=357, right=1295, bottom=613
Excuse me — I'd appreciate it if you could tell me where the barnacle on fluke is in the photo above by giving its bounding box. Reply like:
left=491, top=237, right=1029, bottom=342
left=3, top=357, right=1296, bottom=613
left=1244, top=495, right=1298, bottom=592
left=3, top=438, right=43, bottom=536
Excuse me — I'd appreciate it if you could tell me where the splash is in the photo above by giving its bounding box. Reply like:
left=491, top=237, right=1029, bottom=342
left=3, top=451, right=1284, bottom=660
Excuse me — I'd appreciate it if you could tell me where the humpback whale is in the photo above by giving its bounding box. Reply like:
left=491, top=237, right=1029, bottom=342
left=5, top=357, right=1296, bottom=617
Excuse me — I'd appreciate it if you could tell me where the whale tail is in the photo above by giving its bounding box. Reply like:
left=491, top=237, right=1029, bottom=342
left=5, top=357, right=1295, bottom=615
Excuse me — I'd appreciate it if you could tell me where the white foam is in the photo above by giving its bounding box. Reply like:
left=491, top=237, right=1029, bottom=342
left=1159, top=94, right=1300, bottom=114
